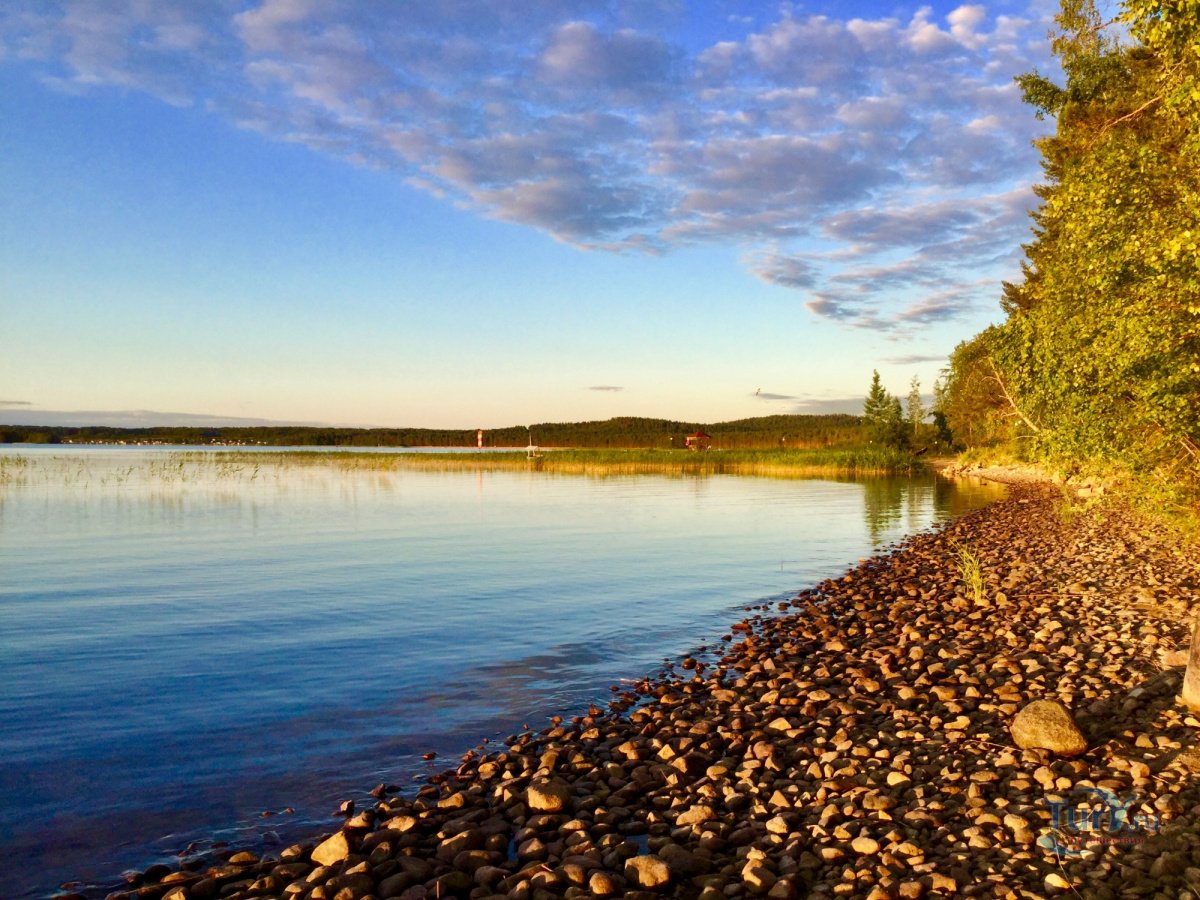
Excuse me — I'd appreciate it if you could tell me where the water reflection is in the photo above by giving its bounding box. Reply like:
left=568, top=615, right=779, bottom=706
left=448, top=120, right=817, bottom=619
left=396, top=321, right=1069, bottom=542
left=0, top=449, right=1005, bottom=899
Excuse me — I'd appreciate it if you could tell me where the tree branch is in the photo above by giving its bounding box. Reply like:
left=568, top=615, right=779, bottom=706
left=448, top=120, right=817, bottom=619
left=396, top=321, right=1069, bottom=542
left=984, top=356, right=1042, bottom=434
left=1094, top=94, right=1163, bottom=142
left=1180, top=435, right=1200, bottom=461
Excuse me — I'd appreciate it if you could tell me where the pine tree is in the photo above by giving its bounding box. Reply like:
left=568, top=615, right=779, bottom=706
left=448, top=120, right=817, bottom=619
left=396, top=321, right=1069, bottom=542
left=863, top=371, right=891, bottom=427
left=863, top=371, right=909, bottom=448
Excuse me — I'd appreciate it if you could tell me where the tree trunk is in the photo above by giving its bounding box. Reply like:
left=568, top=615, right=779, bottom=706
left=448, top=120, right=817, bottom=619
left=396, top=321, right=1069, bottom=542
left=1181, top=614, right=1200, bottom=710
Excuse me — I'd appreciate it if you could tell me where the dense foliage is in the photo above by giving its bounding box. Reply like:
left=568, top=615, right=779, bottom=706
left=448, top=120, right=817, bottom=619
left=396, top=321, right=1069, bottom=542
left=0, top=414, right=865, bottom=450
left=941, top=0, right=1200, bottom=504
left=862, top=371, right=943, bottom=451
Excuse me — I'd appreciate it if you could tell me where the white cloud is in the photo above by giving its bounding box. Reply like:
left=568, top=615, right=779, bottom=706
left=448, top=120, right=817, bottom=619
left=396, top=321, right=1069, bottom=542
left=905, top=8, right=959, bottom=54
left=538, top=20, right=672, bottom=96
left=1, top=0, right=1058, bottom=328
left=233, top=0, right=318, bottom=54
left=948, top=5, right=989, bottom=49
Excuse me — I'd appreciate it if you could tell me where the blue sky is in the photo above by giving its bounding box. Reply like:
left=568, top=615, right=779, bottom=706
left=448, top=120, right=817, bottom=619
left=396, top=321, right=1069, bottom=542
left=0, top=0, right=1058, bottom=429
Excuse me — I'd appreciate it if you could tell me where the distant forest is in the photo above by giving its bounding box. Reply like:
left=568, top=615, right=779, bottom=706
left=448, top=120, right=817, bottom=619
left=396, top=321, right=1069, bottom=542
left=0, top=414, right=865, bottom=450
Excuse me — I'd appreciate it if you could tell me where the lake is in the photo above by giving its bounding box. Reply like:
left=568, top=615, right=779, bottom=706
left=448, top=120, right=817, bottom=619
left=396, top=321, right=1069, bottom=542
left=0, top=448, right=1004, bottom=897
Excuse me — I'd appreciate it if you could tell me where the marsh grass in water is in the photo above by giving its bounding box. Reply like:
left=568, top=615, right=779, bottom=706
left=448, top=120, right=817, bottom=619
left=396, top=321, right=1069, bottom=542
left=280, top=446, right=924, bottom=479
left=0, top=447, right=924, bottom=494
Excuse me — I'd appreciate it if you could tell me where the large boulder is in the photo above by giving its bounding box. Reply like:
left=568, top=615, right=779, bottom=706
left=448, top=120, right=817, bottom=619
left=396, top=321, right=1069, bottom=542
left=1011, top=700, right=1087, bottom=757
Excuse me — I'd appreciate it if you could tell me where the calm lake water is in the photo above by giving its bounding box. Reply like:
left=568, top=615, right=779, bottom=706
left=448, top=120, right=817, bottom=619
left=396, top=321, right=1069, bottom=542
left=0, top=447, right=1004, bottom=897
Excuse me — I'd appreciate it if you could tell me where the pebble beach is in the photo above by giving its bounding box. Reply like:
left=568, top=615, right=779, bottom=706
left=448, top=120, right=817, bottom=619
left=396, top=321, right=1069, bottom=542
left=66, top=479, right=1200, bottom=900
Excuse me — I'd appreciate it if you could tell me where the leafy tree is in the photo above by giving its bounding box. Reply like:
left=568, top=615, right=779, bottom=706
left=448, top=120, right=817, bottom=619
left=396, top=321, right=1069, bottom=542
left=941, top=330, right=1022, bottom=449
left=906, top=376, right=925, bottom=433
left=930, top=378, right=955, bottom=446
left=944, top=0, right=1200, bottom=503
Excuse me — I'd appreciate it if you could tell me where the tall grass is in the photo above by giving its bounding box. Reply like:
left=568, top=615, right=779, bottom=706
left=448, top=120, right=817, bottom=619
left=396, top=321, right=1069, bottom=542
left=239, top=446, right=924, bottom=479
left=952, top=540, right=986, bottom=605
left=0, top=445, right=927, bottom=492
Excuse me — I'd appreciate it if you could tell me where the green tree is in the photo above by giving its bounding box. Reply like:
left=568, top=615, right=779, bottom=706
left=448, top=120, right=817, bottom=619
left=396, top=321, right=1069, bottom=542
left=906, top=376, right=925, bottom=434
left=863, top=371, right=910, bottom=449
left=862, top=370, right=890, bottom=437
left=944, top=0, right=1200, bottom=503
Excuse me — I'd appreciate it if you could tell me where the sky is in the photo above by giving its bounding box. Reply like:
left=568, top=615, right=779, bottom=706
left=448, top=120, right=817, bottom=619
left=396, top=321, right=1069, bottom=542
left=0, top=0, right=1060, bottom=429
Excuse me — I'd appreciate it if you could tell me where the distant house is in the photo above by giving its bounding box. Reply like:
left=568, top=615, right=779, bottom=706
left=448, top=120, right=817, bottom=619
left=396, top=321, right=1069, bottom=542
left=685, top=430, right=711, bottom=451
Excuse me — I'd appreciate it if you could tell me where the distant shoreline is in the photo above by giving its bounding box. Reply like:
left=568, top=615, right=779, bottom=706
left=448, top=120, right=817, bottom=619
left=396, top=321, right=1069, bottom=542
left=0, top=414, right=868, bottom=453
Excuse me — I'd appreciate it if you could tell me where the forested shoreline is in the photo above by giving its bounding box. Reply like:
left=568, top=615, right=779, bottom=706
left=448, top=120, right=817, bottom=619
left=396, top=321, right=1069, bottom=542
left=939, top=0, right=1199, bottom=517
left=0, top=414, right=863, bottom=451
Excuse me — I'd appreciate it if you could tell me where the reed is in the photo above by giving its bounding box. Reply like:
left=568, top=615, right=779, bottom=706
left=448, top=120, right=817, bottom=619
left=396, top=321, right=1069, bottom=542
left=214, top=446, right=924, bottom=479
left=0, top=445, right=926, bottom=491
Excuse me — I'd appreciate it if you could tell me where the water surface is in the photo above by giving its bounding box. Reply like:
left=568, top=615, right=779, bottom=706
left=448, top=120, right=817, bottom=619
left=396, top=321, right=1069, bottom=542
left=0, top=448, right=1003, bottom=896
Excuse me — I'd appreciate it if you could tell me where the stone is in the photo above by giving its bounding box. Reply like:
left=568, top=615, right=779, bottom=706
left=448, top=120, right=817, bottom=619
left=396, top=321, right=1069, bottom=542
left=527, top=778, right=573, bottom=812
left=659, top=843, right=707, bottom=877
left=431, top=870, right=472, bottom=895
left=624, top=855, right=672, bottom=889
left=311, top=832, right=352, bottom=866
left=929, top=873, right=957, bottom=893
left=676, top=805, right=716, bottom=826
left=1162, top=649, right=1189, bottom=668
left=765, top=815, right=790, bottom=835
left=437, top=791, right=465, bottom=809
left=741, top=861, right=777, bottom=894
left=588, top=870, right=619, bottom=897
left=1045, top=873, right=1071, bottom=891
left=384, top=814, right=419, bottom=832
left=862, top=793, right=895, bottom=811
left=851, top=836, right=880, bottom=855
left=326, top=872, right=374, bottom=898
left=436, top=828, right=482, bottom=862
left=1010, top=700, right=1087, bottom=757
left=378, top=874, right=413, bottom=899
left=1174, top=746, right=1200, bottom=772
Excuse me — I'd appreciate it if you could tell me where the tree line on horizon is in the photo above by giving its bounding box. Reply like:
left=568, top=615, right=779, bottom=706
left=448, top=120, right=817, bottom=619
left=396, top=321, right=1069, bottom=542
left=0, top=414, right=866, bottom=450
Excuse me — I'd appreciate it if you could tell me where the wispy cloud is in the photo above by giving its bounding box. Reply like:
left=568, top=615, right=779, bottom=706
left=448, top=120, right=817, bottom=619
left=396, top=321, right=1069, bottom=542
left=752, top=391, right=797, bottom=401
left=788, top=396, right=866, bottom=415
left=0, top=400, right=33, bottom=407
left=746, top=251, right=818, bottom=290
left=0, top=408, right=329, bottom=427
left=0, top=1, right=1054, bottom=325
left=883, top=354, right=948, bottom=365
left=587, top=385, right=624, bottom=392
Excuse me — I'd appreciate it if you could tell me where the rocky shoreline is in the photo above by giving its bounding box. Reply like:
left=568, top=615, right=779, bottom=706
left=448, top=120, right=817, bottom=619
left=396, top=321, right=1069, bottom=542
left=68, top=483, right=1200, bottom=900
